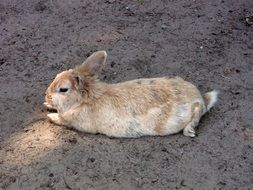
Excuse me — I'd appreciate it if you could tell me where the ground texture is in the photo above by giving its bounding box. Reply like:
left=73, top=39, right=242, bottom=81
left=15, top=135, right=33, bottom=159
left=0, top=0, right=253, bottom=189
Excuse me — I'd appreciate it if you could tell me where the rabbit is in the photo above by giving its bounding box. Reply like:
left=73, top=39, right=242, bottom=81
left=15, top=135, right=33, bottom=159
left=44, top=51, right=218, bottom=138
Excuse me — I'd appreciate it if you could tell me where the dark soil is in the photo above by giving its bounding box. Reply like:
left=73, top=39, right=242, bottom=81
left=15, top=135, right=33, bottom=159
left=0, top=0, right=253, bottom=189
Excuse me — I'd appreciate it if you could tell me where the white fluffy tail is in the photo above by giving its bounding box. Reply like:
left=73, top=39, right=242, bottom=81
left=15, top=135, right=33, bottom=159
left=204, top=90, right=219, bottom=111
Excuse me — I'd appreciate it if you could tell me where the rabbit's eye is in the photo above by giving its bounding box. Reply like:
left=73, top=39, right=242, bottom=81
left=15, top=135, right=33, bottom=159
left=59, top=88, right=68, bottom=93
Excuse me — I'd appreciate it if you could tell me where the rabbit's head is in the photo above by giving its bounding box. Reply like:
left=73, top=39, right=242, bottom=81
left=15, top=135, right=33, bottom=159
left=44, top=51, right=107, bottom=113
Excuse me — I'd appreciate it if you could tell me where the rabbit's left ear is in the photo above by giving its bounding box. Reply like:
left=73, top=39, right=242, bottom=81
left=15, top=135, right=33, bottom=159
left=72, top=51, right=107, bottom=93
left=82, top=51, right=107, bottom=72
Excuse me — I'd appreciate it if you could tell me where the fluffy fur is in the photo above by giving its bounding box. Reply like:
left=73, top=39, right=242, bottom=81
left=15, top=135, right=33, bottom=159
left=45, top=51, right=218, bottom=138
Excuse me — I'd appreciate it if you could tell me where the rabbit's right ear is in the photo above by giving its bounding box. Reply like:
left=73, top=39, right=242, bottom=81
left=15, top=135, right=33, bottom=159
left=81, top=51, right=107, bottom=72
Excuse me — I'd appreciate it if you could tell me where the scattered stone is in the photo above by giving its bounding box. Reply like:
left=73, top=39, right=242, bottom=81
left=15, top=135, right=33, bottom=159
left=105, top=0, right=116, bottom=4
left=68, top=137, right=77, bottom=144
left=161, top=24, right=168, bottom=30
left=233, top=21, right=247, bottom=30
left=34, top=1, right=47, bottom=12
left=86, top=157, right=96, bottom=168
left=218, top=181, right=226, bottom=186
left=235, top=69, right=240, bottom=73
left=245, top=15, right=253, bottom=26
left=0, top=58, right=6, bottom=65
left=23, top=128, right=30, bottom=132
left=223, top=67, right=236, bottom=74
left=180, top=179, right=186, bottom=187
left=89, top=158, right=95, bottom=162
left=25, top=96, right=31, bottom=103
left=110, top=61, right=116, bottom=68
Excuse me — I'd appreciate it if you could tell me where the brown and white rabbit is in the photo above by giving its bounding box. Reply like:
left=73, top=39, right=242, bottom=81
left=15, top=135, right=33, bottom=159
left=45, top=51, right=218, bottom=138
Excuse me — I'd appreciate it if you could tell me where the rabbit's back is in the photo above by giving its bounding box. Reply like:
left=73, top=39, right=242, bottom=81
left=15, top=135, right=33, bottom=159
left=107, top=76, right=203, bottom=110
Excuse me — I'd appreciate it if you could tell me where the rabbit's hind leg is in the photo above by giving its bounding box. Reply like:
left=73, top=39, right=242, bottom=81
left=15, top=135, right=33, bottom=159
left=183, top=102, right=201, bottom=138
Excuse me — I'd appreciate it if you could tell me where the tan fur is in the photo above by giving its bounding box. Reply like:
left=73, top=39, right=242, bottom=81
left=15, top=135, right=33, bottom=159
left=204, top=94, right=211, bottom=107
left=45, top=51, right=218, bottom=138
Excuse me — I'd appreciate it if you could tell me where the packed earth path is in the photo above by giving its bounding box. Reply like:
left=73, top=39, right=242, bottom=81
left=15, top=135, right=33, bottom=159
left=0, top=0, right=253, bottom=189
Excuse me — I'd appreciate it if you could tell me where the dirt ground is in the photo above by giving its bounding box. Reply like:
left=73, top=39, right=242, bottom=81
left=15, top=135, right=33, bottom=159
left=0, top=0, right=252, bottom=189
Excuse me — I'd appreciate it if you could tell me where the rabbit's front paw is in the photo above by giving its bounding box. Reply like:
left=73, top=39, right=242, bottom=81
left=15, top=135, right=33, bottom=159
left=47, top=113, right=63, bottom=125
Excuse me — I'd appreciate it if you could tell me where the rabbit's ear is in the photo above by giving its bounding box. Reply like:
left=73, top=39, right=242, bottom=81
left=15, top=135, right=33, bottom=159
left=82, top=51, right=107, bottom=72
left=72, top=51, right=107, bottom=93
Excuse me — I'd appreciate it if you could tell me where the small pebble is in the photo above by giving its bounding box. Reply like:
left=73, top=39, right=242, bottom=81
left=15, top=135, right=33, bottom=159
left=161, top=24, right=168, bottom=29
left=246, top=16, right=253, bottom=25
left=233, top=21, right=246, bottom=30
left=68, top=137, right=77, bottom=144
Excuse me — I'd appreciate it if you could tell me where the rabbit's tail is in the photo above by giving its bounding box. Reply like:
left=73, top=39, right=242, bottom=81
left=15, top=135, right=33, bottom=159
left=204, top=90, right=219, bottom=111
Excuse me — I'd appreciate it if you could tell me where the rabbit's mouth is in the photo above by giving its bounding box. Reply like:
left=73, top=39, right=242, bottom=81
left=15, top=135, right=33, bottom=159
left=44, top=102, right=58, bottom=113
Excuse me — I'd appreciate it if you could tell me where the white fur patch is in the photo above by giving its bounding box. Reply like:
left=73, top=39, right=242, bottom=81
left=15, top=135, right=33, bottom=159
left=206, top=90, right=219, bottom=110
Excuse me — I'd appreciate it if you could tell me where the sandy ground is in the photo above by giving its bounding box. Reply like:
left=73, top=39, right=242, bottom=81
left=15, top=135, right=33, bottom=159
left=0, top=0, right=253, bottom=189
